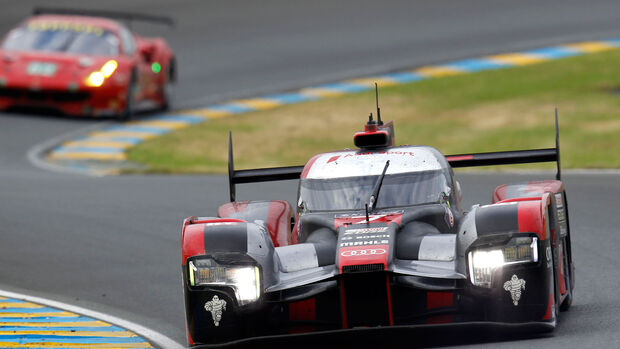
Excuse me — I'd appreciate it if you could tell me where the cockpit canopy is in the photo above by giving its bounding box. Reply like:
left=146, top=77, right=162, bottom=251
left=298, top=146, right=454, bottom=212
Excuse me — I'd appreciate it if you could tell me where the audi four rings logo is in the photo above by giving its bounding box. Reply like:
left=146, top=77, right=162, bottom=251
left=341, top=248, right=387, bottom=257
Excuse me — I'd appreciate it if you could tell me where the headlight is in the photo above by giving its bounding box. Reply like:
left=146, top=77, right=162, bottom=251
left=188, top=258, right=261, bottom=306
left=468, top=237, right=538, bottom=288
left=100, top=60, right=118, bottom=78
left=86, top=71, right=104, bottom=87
left=85, top=60, right=117, bottom=87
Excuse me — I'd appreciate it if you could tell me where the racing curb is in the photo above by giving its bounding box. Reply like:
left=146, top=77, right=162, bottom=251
left=0, top=288, right=184, bottom=348
left=40, top=38, right=620, bottom=176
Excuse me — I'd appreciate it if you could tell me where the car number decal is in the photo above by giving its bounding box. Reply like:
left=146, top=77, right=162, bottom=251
left=27, top=62, right=57, bottom=77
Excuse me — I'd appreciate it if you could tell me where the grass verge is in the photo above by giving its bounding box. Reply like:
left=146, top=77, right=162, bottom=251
left=128, top=49, right=620, bottom=173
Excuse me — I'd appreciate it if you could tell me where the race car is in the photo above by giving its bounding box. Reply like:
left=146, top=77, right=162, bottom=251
left=0, top=7, right=176, bottom=119
left=181, top=109, right=574, bottom=346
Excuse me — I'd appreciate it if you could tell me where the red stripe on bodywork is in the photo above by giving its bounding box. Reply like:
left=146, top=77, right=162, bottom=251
left=426, top=291, right=454, bottom=324
left=334, top=213, right=402, bottom=229
left=289, top=298, right=316, bottom=334
left=524, top=180, right=564, bottom=196
left=543, top=292, right=554, bottom=320
left=427, top=291, right=454, bottom=309
left=291, top=213, right=300, bottom=244
left=445, top=155, right=474, bottom=162
left=496, top=197, right=541, bottom=204
left=267, top=200, right=293, bottom=247
left=217, top=201, right=249, bottom=217
left=181, top=223, right=206, bottom=265
left=190, top=218, right=245, bottom=225
left=186, top=327, right=194, bottom=346
left=385, top=274, right=394, bottom=326
left=300, top=154, right=322, bottom=179
left=492, top=184, right=508, bottom=203
left=327, top=155, right=340, bottom=163
left=517, top=201, right=545, bottom=239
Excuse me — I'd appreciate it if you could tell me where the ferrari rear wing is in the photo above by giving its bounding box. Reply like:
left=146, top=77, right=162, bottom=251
left=227, top=111, right=561, bottom=202
left=32, top=7, right=175, bottom=27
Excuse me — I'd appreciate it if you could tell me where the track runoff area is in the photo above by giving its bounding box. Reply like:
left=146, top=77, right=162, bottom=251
left=43, top=39, right=620, bottom=176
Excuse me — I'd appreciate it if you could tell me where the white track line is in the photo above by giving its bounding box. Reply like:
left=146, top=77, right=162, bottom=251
left=0, top=288, right=185, bottom=349
left=27, top=121, right=113, bottom=176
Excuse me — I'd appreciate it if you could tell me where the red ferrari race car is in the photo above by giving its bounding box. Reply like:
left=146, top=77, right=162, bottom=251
left=0, top=8, right=176, bottom=119
left=180, top=105, right=574, bottom=346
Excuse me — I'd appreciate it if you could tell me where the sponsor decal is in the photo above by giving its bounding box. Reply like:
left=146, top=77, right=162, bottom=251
left=28, top=21, right=105, bottom=36
left=338, top=244, right=390, bottom=271
left=341, top=248, right=387, bottom=257
left=27, top=62, right=57, bottom=77
left=204, top=295, right=227, bottom=326
left=344, top=227, right=389, bottom=234
left=327, top=155, right=341, bottom=163
left=555, top=193, right=563, bottom=208
left=334, top=211, right=402, bottom=228
left=341, top=227, right=390, bottom=243
left=340, top=239, right=389, bottom=247
left=340, top=151, right=416, bottom=157
left=341, top=234, right=390, bottom=241
left=503, top=274, right=526, bottom=306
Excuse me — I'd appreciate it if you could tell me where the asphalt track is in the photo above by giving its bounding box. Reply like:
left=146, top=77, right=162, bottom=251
left=0, top=0, right=619, bottom=347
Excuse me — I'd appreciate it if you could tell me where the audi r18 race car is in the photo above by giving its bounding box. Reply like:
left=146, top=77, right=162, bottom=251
left=181, top=108, right=574, bottom=346
left=0, top=7, right=176, bottom=119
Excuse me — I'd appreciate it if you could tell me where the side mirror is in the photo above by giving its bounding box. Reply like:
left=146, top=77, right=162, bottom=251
left=439, top=187, right=451, bottom=204
left=139, top=44, right=155, bottom=62
left=297, top=197, right=306, bottom=212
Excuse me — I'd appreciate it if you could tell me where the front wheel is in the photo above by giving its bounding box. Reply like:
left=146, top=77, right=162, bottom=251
left=161, top=58, right=176, bottom=111
left=118, top=71, right=137, bottom=121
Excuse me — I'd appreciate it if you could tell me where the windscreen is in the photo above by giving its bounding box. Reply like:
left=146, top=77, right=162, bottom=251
left=2, top=22, right=119, bottom=56
left=299, top=170, right=449, bottom=211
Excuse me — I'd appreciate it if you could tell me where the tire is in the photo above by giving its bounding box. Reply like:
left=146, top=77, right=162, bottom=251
left=559, top=192, right=573, bottom=311
left=118, top=70, right=137, bottom=122
left=161, top=57, right=176, bottom=111
left=559, top=244, right=573, bottom=311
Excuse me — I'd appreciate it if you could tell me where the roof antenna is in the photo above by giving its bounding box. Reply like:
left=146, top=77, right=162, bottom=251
left=375, top=82, right=383, bottom=126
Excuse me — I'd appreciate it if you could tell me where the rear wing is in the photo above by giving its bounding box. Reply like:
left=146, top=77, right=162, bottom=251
left=228, top=111, right=561, bottom=202
left=32, top=7, right=175, bottom=27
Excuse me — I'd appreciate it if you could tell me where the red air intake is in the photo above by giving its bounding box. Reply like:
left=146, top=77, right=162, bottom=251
left=354, top=120, right=395, bottom=149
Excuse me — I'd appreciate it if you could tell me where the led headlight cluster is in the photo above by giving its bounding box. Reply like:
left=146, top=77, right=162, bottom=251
left=85, top=60, right=118, bottom=87
left=188, top=258, right=261, bottom=306
left=468, top=236, right=538, bottom=288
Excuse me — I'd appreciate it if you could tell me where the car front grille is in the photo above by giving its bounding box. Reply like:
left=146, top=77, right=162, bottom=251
left=0, top=88, right=90, bottom=102
left=342, top=263, right=385, bottom=273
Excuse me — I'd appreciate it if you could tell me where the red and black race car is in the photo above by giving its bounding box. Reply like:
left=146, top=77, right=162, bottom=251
left=180, top=108, right=574, bottom=346
left=0, top=7, right=176, bottom=119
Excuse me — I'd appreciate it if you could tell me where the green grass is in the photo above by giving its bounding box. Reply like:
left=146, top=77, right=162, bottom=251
left=127, top=49, right=620, bottom=173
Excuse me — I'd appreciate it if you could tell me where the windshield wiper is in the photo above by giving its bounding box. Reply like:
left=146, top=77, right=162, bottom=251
left=368, top=160, right=390, bottom=213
